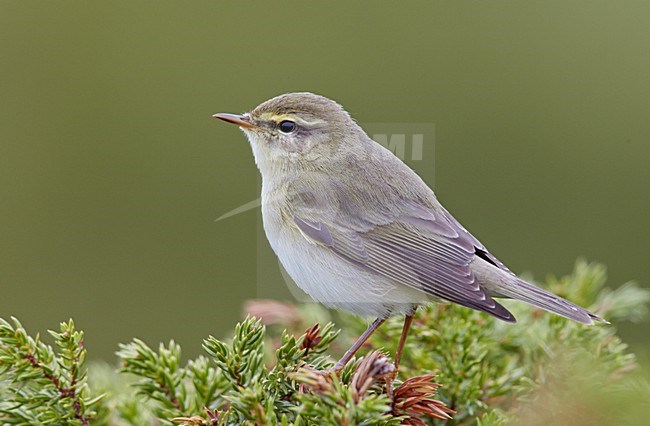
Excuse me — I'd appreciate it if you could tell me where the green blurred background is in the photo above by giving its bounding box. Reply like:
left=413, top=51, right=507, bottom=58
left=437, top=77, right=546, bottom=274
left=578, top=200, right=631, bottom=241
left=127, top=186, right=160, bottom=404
left=1, top=1, right=648, bottom=361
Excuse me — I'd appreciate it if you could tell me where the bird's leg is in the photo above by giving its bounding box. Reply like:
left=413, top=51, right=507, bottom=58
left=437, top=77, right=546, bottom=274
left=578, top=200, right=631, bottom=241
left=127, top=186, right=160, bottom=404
left=393, top=313, right=414, bottom=373
left=328, top=317, right=386, bottom=374
left=386, top=313, right=414, bottom=397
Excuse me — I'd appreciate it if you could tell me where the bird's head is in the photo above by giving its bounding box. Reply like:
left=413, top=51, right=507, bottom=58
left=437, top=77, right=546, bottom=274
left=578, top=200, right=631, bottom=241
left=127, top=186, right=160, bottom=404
left=214, top=92, right=365, bottom=174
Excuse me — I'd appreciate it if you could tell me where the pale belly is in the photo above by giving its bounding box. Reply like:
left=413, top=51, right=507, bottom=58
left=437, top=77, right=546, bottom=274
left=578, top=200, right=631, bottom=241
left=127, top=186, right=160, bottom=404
left=261, top=204, right=428, bottom=318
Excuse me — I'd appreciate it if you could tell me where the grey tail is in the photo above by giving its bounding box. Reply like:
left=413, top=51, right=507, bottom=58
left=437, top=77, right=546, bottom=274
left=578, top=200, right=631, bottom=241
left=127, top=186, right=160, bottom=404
left=504, top=276, right=608, bottom=324
left=472, top=258, right=608, bottom=325
left=508, top=278, right=609, bottom=325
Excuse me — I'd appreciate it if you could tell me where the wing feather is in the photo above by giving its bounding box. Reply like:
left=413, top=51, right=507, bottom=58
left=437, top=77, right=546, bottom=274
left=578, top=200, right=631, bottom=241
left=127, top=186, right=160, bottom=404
left=291, top=197, right=515, bottom=322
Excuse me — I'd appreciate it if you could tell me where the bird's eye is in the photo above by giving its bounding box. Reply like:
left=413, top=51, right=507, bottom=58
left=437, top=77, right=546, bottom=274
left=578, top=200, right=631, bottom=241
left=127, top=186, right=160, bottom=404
left=278, top=120, right=296, bottom=134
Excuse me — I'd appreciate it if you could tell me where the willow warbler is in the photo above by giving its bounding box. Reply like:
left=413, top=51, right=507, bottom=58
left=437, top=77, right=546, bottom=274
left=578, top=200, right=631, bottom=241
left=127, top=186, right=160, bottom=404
left=213, top=92, right=606, bottom=374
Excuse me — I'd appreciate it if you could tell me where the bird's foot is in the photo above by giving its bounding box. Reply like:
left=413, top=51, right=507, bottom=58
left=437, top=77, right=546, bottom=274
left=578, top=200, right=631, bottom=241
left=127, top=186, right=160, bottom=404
left=320, top=364, right=344, bottom=377
left=384, top=367, right=399, bottom=398
left=300, top=363, right=342, bottom=378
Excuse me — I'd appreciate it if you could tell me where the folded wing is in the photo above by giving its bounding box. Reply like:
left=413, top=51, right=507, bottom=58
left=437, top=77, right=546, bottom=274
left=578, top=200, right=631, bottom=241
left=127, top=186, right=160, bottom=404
left=291, top=197, right=516, bottom=322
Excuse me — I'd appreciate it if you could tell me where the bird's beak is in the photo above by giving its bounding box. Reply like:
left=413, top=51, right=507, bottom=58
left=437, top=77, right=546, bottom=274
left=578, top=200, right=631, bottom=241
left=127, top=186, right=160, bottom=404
left=212, top=113, right=258, bottom=129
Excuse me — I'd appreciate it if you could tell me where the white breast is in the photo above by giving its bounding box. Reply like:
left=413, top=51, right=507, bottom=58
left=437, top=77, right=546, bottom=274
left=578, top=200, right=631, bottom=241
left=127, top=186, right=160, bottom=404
left=260, top=194, right=427, bottom=318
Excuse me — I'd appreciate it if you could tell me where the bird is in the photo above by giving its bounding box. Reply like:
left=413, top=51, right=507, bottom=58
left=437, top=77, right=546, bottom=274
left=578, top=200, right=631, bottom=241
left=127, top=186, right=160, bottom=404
left=213, top=92, right=606, bottom=378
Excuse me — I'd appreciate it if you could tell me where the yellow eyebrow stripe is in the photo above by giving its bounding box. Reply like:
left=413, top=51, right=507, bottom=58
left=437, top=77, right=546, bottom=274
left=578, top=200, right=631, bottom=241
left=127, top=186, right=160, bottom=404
left=259, top=112, right=325, bottom=126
